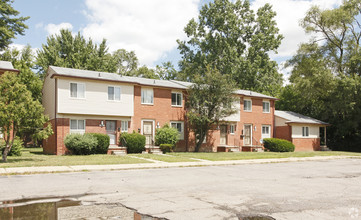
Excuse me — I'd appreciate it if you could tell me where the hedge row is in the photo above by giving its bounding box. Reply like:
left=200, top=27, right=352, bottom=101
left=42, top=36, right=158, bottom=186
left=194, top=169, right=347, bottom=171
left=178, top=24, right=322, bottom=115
left=263, top=138, right=295, bottom=152
left=64, top=133, right=110, bottom=155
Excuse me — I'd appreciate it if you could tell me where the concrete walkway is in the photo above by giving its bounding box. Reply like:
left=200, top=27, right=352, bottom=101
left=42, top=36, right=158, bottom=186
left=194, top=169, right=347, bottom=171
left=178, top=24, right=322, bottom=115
left=0, top=155, right=359, bottom=175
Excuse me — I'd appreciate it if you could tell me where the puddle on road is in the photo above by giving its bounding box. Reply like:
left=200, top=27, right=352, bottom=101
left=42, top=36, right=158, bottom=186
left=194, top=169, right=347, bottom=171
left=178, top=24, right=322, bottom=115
left=0, top=198, right=164, bottom=220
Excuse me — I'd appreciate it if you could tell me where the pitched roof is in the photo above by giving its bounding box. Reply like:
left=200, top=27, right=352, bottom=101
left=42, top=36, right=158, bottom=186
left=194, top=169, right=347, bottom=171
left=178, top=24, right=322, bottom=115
left=275, top=110, right=329, bottom=125
left=48, top=65, right=276, bottom=99
left=0, top=61, right=19, bottom=72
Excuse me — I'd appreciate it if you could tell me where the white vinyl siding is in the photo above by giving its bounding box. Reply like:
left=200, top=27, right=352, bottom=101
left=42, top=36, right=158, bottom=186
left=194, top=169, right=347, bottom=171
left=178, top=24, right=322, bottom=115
left=70, top=119, right=85, bottom=134
left=141, top=88, right=154, bottom=104
left=70, top=83, right=85, bottom=99
left=121, top=121, right=128, bottom=132
left=244, top=99, right=252, bottom=112
left=170, top=121, right=184, bottom=140
left=171, top=92, right=182, bottom=106
left=262, top=125, right=271, bottom=139
left=263, top=101, right=270, bottom=113
left=108, top=86, right=121, bottom=101
left=302, top=127, right=309, bottom=137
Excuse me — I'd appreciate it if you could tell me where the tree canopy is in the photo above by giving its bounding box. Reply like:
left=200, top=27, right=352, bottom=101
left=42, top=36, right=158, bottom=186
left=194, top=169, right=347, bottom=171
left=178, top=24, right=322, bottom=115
left=0, top=0, right=29, bottom=50
left=177, top=0, right=283, bottom=96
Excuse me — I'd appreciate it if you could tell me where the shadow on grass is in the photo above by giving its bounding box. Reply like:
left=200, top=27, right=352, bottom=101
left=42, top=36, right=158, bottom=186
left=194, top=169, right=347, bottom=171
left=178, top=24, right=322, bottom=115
left=0, top=158, right=38, bottom=164
left=30, top=151, right=45, bottom=155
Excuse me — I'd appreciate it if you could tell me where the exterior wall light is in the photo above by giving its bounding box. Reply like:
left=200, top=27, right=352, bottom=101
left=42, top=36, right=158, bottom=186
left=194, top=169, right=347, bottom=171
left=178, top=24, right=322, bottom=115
left=99, top=120, right=105, bottom=128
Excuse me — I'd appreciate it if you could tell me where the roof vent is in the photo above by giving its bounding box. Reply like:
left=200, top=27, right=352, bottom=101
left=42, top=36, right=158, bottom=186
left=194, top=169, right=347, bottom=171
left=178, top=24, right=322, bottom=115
left=98, top=73, right=101, bottom=77
left=153, top=79, right=156, bottom=84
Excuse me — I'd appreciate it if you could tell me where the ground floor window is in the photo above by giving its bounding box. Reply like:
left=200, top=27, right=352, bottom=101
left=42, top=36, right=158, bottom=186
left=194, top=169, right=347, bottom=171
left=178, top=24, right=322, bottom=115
left=262, top=125, right=271, bottom=139
left=70, top=119, right=85, bottom=134
left=170, top=121, right=184, bottom=140
left=230, top=124, right=235, bottom=134
left=302, top=127, right=309, bottom=137
left=121, top=121, right=128, bottom=132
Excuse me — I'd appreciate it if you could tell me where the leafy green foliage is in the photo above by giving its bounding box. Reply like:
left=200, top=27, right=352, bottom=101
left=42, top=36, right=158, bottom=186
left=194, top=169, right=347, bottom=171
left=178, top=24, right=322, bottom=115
left=89, top=133, right=110, bottom=154
left=159, top=144, right=174, bottom=153
left=64, top=133, right=98, bottom=155
left=177, top=0, right=283, bottom=95
left=263, top=138, right=295, bottom=152
left=187, top=66, right=237, bottom=152
left=112, top=49, right=139, bottom=75
left=119, top=132, right=146, bottom=153
left=0, top=137, right=23, bottom=156
left=155, top=124, right=179, bottom=147
left=0, top=0, right=29, bottom=50
left=0, top=72, right=53, bottom=161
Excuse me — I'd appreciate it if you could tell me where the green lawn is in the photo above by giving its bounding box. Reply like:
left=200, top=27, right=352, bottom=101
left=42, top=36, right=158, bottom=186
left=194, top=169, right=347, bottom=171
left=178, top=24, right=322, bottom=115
left=0, top=148, right=151, bottom=168
left=130, top=153, right=197, bottom=162
left=169, top=151, right=361, bottom=161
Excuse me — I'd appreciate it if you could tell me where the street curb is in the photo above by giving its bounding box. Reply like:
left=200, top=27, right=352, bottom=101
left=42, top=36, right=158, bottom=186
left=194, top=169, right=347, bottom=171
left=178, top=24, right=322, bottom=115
left=0, top=156, right=359, bottom=175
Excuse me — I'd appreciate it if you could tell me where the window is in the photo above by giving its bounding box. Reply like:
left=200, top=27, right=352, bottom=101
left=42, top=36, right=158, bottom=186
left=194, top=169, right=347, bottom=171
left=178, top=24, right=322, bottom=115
left=302, top=127, right=309, bottom=137
left=108, top=86, right=121, bottom=101
left=70, top=83, right=85, bottom=98
left=263, top=101, right=270, bottom=113
left=141, top=88, right=154, bottom=104
left=121, top=121, right=128, bottom=132
left=262, top=125, right=271, bottom=139
left=170, top=121, right=184, bottom=140
left=70, top=119, right=85, bottom=133
left=171, top=92, right=182, bottom=106
left=230, top=125, right=235, bottom=134
left=244, top=99, right=252, bottom=111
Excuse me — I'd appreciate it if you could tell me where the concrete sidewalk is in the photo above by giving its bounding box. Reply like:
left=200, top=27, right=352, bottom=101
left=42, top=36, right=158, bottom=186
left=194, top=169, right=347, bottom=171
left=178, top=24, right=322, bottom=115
left=0, top=155, right=359, bottom=175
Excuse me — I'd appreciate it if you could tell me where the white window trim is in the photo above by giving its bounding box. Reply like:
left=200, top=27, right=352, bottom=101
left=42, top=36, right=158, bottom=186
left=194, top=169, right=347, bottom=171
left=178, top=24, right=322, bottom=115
left=263, top=101, right=270, bottom=113
left=69, top=82, right=86, bottom=99
left=302, top=126, right=309, bottom=137
left=108, top=85, right=122, bottom=102
left=230, top=124, right=235, bottom=134
left=170, top=121, right=184, bottom=140
left=261, top=125, right=271, bottom=139
left=70, top=119, right=86, bottom=134
left=121, top=120, right=128, bottom=132
left=141, top=88, right=154, bottom=105
left=171, top=92, right=183, bottom=107
left=243, top=99, right=252, bottom=112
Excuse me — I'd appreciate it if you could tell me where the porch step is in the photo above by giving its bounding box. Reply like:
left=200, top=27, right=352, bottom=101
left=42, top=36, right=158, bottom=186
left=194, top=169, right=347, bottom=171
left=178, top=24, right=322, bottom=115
left=242, top=145, right=264, bottom=152
left=109, top=146, right=127, bottom=155
left=320, top=145, right=331, bottom=151
left=144, top=146, right=163, bottom=154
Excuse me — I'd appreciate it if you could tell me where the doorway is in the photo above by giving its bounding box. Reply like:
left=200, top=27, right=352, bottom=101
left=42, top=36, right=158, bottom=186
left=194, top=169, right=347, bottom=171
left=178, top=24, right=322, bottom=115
left=106, top=120, right=117, bottom=145
left=220, top=125, right=227, bottom=145
left=244, top=124, right=252, bottom=146
left=143, top=121, right=153, bottom=146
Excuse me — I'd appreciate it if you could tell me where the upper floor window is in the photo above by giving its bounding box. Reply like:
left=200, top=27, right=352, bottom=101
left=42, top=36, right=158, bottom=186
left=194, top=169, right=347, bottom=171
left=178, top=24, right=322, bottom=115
left=171, top=92, right=182, bottom=106
left=244, top=99, right=252, bottom=111
left=141, top=88, right=154, bottom=104
left=263, top=101, right=270, bottom=113
left=230, top=124, right=235, bottom=134
left=70, top=83, right=85, bottom=98
left=108, top=86, right=121, bottom=101
left=302, top=127, right=309, bottom=137
left=70, top=119, right=85, bottom=134
left=171, top=121, right=184, bottom=140
left=121, top=121, right=128, bottom=132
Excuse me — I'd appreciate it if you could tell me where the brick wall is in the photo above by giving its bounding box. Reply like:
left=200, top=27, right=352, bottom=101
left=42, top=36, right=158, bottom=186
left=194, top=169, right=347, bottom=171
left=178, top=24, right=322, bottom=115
left=275, top=126, right=292, bottom=142
left=43, top=119, right=57, bottom=154
left=292, top=138, right=320, bottom=151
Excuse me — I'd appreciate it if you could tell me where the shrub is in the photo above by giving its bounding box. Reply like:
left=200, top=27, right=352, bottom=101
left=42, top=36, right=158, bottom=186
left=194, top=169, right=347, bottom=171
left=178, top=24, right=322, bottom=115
left=155, top=124, right=179, bottom=149
left=64, top=133, right=98, bottom=155
left=160, top=144, right=173, bottom=153
left=263, top=138, right=295, bottom=152
left=0, top=137, right=23, bottom=156
left=89, top=133, right=110, bottom=154
left=119, top=131, right=145, bottom=153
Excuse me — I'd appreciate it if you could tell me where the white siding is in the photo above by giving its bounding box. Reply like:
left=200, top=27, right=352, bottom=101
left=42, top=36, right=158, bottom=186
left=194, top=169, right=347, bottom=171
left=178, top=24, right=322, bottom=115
left=223, top=99, right=241, bottom=122
left=57, top=78, right=134, bottom=116
left=42, top=70, right=56, bottom=119
left=275, top=116, right=288, bottom=126
left=291, top=124, right=319, bottom=138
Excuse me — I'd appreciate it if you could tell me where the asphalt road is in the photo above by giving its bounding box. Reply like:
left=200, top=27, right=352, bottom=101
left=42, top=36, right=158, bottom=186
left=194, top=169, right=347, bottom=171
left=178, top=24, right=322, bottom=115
left=1, top=158, right=361, bottom=219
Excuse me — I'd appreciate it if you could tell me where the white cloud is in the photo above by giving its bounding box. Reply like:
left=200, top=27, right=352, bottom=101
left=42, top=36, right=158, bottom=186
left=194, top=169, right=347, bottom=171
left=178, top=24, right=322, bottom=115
left=251, top=0, right=342, bottom=59
left=44, top=22, right=74, bottom=36
left=82, top=0, right=200, bottom=66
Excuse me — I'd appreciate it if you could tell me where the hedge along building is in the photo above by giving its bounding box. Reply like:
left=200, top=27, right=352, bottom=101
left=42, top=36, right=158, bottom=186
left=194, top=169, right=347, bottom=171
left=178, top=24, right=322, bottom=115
left=42, top=66, right=277, bottom=155
left=274, top=110, right=330, bottom=151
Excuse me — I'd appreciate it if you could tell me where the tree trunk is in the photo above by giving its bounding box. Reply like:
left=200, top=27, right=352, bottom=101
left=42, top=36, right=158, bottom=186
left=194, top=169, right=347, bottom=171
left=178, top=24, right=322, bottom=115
left=2, top=146, right=10, bottom=162
left=195, top=133, right=206, bottom=152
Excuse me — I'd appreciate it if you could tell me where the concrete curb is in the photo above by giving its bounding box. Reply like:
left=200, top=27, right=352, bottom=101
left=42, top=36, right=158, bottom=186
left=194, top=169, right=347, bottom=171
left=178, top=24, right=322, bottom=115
left=0, top=156, right=359, bottom=175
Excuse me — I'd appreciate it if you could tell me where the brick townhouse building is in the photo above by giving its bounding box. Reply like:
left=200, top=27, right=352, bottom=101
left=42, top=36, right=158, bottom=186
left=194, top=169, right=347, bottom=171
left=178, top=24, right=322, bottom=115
left=42, top=66, right=280, bottom=155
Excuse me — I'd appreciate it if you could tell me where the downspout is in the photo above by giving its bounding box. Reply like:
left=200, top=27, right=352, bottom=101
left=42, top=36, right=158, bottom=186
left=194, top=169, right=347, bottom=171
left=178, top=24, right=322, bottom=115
left=54, top=78, right=58, bottom=155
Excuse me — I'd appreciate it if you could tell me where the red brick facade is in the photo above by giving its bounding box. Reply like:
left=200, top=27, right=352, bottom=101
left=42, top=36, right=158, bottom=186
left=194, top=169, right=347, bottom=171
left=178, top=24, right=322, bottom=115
left=275, top=126, right=292, bottom=142
left=292, top=138, right=321, bottom=151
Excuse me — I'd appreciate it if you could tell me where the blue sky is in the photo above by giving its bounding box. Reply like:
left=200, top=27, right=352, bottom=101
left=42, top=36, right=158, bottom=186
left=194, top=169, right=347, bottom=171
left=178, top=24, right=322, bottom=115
left=11, top=0, right=341, bottom=77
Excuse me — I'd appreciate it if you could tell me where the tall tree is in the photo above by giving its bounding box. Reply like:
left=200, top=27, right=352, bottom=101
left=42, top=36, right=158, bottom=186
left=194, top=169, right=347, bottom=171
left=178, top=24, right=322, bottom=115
left=0, top=0, right=29, bottom=50
left=177, top=0, right=283, bottom=95
left=112, top=49, right=139, bottom=75
left=156, top=62, right=179, bottom=80
left=36, top=29, right=116, bottom=78
left=0, top=72, right=52, bottom=162
left=278, top=0, right=361, bottom=151
left=187, top=67, right=237, bottom=152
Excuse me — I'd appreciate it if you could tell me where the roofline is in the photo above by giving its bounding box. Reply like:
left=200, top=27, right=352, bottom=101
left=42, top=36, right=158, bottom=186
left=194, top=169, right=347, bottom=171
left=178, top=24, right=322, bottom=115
left=237, top=94, right=278, bottom=100
left=50, top=74, right=187, bottom=90
left=0, top=68, right=20, bottom=73
left=285, top=121, right=331, bottom=126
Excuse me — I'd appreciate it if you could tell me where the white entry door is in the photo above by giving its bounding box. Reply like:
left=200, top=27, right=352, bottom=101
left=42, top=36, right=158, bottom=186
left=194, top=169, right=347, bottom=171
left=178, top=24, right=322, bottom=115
left=143, top=121, right=153, bottom=146
left=106, top=120, right=116, bottom=145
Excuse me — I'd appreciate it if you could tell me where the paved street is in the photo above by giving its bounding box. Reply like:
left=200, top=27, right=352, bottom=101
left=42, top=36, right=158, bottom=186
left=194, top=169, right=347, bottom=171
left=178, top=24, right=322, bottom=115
left=1, top=158, right=361, bottom=219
